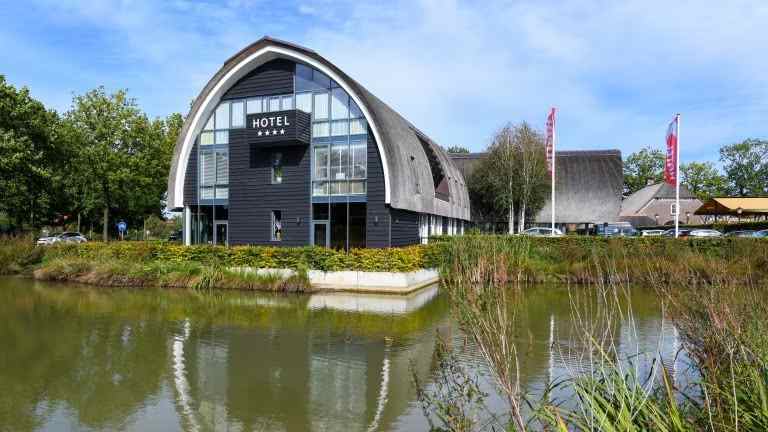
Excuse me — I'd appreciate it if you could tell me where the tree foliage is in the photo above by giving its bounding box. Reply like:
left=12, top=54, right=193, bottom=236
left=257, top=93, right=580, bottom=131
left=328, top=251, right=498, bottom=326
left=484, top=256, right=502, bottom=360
left=680, top=161, right=726, bottom=201
left=447, top=145, right=470, bottom=154
left=623, top=146, right=665, bottom=194
left=719, top=138, right=768, bottom=196
left=0, top=76, right=181, bottom=238
left=467, top=122, right=548, bottom=233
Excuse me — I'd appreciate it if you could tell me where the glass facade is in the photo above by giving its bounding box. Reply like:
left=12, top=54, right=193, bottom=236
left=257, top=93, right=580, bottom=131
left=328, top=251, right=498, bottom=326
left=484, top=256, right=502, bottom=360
left=189, top=61, right=374, bottom=247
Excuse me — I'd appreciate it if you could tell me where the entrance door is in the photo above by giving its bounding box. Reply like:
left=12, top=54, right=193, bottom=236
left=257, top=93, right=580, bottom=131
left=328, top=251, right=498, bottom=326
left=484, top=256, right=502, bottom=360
left=215, top=222, right=228, bottom=246
left=312, top=221, right=329, bottom=247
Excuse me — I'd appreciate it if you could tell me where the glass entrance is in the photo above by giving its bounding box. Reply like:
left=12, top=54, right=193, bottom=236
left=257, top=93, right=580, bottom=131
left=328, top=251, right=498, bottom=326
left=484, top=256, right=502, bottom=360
left=312, top=221, right=329, bottom=247
left=215, top=222, right=228, bottom=246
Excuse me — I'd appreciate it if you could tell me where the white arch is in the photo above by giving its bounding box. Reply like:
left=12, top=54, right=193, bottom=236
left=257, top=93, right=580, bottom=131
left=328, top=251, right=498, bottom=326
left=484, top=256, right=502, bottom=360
left=171, top=45, right=391, bottom=208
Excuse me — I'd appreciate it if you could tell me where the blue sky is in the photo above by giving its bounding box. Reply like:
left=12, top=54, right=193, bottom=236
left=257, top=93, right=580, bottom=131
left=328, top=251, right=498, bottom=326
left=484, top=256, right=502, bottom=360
left=1, top=0, right=767, bottom=163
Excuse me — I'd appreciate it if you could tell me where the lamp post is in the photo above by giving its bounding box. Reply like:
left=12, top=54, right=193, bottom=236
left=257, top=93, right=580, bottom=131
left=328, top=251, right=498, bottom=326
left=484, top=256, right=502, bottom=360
left=654, top=214, right=659, bottom=226
left=737, top=207, right=743, bottom=224
left=686, top=212, right=691, bottom=225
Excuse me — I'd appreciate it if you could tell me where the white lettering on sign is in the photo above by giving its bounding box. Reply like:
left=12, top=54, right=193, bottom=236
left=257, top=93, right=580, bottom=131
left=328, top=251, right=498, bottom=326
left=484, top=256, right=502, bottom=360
left=251, top=115, right=290, bottom=130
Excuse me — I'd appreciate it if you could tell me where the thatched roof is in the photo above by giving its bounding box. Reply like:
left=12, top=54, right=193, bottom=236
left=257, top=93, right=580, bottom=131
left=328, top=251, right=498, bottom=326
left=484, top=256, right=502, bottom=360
left=535, top=150, right=623, bottom=224
left=449, top=150, right=623, bottom=224
left=167, top=37, right=469, bottom=220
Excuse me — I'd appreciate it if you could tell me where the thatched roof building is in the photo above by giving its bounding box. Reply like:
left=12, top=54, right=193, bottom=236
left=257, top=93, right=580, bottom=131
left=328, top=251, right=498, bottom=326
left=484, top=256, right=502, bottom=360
left=449, top=150, right=623, bottom=226
left=619, top=182, right=703, bottom=227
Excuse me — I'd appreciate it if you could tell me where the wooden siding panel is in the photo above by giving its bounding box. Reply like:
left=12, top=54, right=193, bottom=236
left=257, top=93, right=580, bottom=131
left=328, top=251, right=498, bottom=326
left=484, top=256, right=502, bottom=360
left=228, top=129, right=311, bottom=246
left=390, top=208, right=419, bottom=247
left=222, top=59, right=294, bottom=100
left=366, top=130, right=389, bottom=247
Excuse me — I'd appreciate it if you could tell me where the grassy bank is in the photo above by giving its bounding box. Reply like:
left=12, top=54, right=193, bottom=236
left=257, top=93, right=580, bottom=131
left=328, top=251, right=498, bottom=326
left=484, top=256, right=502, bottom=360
left=1, top=235, right=766, bottom=290
left=434, top=235, right=768, bottom=285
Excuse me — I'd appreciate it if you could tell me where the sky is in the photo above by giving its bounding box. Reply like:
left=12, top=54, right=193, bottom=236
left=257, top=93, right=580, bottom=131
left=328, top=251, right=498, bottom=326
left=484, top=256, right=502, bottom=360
left=1, top=0, right=767, bottom=164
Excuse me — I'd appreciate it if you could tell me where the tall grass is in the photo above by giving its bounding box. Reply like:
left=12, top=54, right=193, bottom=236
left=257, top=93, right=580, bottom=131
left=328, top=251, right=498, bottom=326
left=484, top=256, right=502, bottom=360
left=417, top=238, right=768, bottom=431
left=0, top=235, right=43, bottom=275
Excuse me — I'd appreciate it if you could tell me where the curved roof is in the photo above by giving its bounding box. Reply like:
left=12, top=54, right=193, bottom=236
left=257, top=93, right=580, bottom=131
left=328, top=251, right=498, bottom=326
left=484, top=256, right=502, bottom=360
left=168, top=36, right=470, bottom=220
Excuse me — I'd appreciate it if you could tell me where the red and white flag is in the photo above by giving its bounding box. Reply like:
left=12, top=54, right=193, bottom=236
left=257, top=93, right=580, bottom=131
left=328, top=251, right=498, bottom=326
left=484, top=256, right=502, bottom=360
left=545, top=108, right=556, bottom=174
left=665, top=116, right=678, bottom=185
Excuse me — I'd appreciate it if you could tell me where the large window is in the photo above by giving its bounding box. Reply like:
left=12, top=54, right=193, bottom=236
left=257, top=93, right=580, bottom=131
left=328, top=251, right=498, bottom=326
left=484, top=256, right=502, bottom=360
left=199, top=149, right=228, bottom=201
left=271, top=152, right=283, bottom=184
left=271, top=210, right=282, bottom=241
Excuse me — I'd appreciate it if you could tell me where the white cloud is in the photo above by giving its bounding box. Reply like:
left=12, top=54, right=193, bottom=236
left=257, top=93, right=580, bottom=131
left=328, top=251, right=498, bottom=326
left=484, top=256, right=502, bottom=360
left=5, top=0, right=767, bottom=162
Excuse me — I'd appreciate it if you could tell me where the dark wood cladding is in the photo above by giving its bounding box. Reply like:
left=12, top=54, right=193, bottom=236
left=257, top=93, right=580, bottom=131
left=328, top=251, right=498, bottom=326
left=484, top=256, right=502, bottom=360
left=366, top=130, right=389, bottom=248
left=222, top=59, right=294, bottom=100
left=245, top=110, right=311, bottom=145
left=228, top=129, right=310, bottom=246
left=183, top=142, right=198, bottom=206
left=389, top=208, right=419, bottom=247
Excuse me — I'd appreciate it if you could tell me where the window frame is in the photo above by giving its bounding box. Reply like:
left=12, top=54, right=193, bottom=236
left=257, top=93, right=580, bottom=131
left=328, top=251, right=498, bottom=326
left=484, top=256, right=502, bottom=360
left=271, top=210, right=283, bottom=241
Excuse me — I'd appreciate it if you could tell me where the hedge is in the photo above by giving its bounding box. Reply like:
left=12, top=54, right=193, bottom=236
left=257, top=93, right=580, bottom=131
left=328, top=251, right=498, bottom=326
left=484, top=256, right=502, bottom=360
left=43, top=241, right=437, bottom=273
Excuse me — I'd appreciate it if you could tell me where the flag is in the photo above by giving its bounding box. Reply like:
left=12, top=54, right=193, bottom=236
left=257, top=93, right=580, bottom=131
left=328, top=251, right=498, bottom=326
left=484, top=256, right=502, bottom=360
left=665, top=116, right=678, bottom=185
left=545, top=108, right=556, bottom=174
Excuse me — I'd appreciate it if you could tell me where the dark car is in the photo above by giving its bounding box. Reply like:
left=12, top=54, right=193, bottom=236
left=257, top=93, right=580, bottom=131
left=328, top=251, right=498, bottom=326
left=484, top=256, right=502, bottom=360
left=725, top=230, right=756, bottom=238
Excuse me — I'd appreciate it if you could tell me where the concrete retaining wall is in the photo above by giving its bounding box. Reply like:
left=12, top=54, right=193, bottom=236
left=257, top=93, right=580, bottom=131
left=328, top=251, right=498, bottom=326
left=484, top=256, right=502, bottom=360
left=228, top=267, right=440, bottom=294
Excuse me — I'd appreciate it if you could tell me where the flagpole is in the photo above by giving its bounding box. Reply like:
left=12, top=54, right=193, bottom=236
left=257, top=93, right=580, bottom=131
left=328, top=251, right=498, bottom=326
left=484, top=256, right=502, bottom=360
left=675, top=113, right=680, bottom=238
left=551, top=108, right=556, bottom=237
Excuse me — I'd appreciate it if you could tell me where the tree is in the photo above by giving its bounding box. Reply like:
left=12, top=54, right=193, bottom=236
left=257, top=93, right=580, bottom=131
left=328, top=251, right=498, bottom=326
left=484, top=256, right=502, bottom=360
left=680, top=161, right=726, bottom=201
left=467, top=122, right=548, bottom=234
left=719, top=139, right=768, bottom=196
left=63, top=88, right=176, bottom=241
left=0, top=75, right=68, bottom=230
left=623, top=146, right=665, bottom=194
left=447, top=145, right=470, bottom=154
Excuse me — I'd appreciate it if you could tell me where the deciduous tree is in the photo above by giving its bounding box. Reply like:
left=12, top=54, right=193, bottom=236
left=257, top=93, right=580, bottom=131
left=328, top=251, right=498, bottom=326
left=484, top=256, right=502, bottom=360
left=719, top=139, right=768, bottom=196
left=680, top=161, right=726, bottom=201
left=623, top=146, right=665, bottom=194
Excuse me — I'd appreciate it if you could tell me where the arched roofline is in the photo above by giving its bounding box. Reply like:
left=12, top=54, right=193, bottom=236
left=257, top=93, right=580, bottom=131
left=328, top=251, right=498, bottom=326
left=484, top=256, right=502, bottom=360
left=167, top=37, right=391, bottom=209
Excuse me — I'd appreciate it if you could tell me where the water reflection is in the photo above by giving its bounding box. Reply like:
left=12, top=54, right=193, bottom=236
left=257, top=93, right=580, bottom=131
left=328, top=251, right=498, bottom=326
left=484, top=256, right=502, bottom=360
left=0, top=278, right=686, bottom=431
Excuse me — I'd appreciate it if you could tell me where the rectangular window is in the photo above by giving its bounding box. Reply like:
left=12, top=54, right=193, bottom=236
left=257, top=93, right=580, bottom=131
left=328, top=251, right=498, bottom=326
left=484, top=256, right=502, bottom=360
left=215, top=103, right=229, bottom=129
left=246, top=98, right=262, bottom=114
left=231, top=101, right=244, bottom=128
left=200, top=152, right=216, bottom=186
left=670, top=203, right=678, bottom=216
left=269, top=97, right=281, bottom=112
left=271, top=210, right=282, bottom=241
left=215, top=130, right=228, bottom=144
left=350, top=140, right=367, bottom=179
left=313, top=181, right=329, bottom=196
left=200, top=186, right=214, bottom=200
left=281, top=95, right=294, bottom=110
left=331, top=88, right=349, bottom=120
left=200, top=131, right=214, bottom=146
left=312, top=122, right=330, bottom=138
left=215, top=186, right=228, bottom=200
left=331, top=120, right=348, bottom=136
left=296, top=92, right=312, bottom=114
left=313, top=92, right=329, bottom=120
left=349, top=119, right=367, bottom=135
left=349, top=180, right=366, bottom=194
left=314, top=146, right=329, bottom=179
left=216, top=151, right=228, bottom=185
left=271, top=152, right=283, bottom=184
left=330, top=142, right=349, bottom=181
left=204, top=114, right=215, bottom=131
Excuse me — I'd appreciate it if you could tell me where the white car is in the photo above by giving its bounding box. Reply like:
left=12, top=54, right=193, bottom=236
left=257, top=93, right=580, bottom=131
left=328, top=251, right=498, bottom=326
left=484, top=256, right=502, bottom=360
left=36, top=232, right=88, bottom=245
left=520, top=227, right=564, bottom=237
left=688, top=229, right=722, bottom=238
left=641, top=229, right=665, bottom=237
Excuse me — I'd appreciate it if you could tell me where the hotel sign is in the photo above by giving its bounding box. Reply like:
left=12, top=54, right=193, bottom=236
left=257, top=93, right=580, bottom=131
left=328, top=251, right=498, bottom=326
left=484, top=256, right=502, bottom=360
left=246, top=109, right=310, bottom=145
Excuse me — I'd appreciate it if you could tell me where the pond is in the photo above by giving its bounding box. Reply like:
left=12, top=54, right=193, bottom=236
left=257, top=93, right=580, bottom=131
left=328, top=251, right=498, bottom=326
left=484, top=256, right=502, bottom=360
left=0, top=277, right=688, bottom=431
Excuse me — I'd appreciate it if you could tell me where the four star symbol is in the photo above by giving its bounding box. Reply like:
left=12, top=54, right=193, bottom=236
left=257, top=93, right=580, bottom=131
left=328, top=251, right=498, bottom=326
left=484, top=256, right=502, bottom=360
left=256, top=128, right=287, bottom=138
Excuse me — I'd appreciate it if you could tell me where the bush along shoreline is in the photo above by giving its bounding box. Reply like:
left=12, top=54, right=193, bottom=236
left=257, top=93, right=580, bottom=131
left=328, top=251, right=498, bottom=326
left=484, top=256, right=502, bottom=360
left=1, top=235, right=767, bottom=291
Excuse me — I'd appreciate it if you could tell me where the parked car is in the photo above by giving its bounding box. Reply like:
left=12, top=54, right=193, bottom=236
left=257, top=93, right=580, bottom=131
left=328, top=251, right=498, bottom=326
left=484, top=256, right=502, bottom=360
left=641, top=229, right=665, bottom=237
left=725, top=230, right=756, bottom=237
left=520, top=227, right=564, bottom=237
left=754, top=230, right=768, bottom=238
left=662, top=228, right=692, bottom=237
left=688, top=229, right=723, bottom=238
left=597, top=223, right=638, bottom=237
left=36, top=232, right=88, bottom=246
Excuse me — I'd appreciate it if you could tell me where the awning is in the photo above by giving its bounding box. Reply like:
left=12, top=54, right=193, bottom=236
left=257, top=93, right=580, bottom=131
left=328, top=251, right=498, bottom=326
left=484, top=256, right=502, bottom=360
left=694, top=197, right=768, bottom=216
